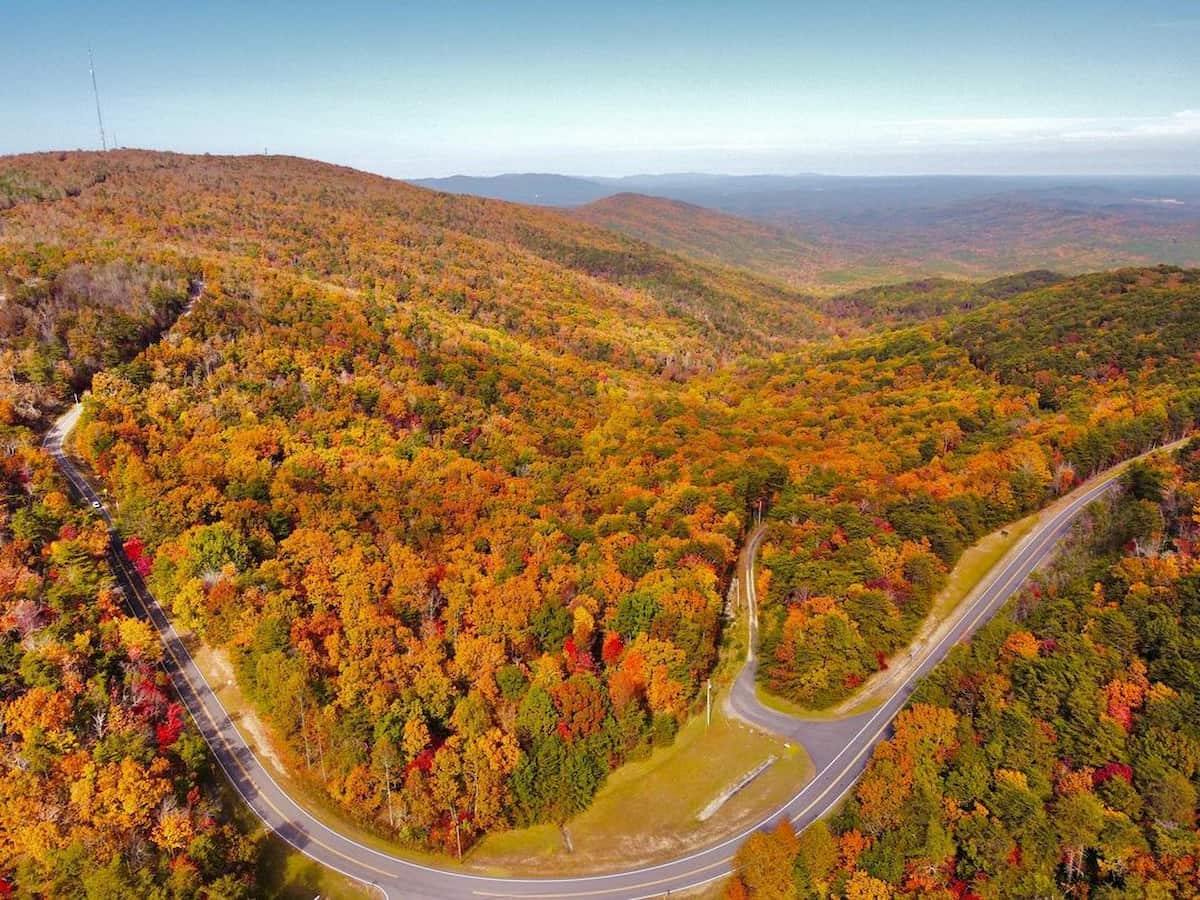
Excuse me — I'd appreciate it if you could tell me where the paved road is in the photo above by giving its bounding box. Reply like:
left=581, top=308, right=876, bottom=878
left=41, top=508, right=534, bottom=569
left=725, top=440, right=1186, bottom=771
left=45, top=374, right=1181, bottom=897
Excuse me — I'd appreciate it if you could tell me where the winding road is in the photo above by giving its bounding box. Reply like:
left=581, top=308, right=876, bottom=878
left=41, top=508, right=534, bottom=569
left=44, top=377, right=1182, bottom=897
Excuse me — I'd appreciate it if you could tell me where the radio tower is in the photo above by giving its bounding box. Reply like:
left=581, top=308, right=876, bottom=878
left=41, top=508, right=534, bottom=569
left=88, top=47, right=108, bottom=151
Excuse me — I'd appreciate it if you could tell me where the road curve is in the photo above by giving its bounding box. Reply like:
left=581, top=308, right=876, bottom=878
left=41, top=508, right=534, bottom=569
left=44, top=393, right=1184, bottom=898
left=726, top=438, right=1188, bottom=766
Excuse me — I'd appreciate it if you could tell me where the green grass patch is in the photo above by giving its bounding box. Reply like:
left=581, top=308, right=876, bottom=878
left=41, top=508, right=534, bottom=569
left=753, top=683, right=854, bottom=720
left=930, top=511, right=1037, bottom=622
left=254, top=831, right=372, bottom=900
left=211, top=777, right=370, bottom=899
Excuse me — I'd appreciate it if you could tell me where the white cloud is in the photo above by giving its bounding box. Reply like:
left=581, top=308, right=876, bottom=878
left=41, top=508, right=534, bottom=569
left=873, top=111, right=1200, bottom=147
left=374, top=110, right=1200, bottom=177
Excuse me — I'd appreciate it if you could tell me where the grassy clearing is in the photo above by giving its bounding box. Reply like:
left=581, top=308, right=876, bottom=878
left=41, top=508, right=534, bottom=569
left=754, top=682, right=844, bottom=720
left=752, top=681, right=882, bottom=722
left=255, top=825, right=373, bottom=899
left=469, top=700, right=811, bottom=874
left=930, top=511, right=1037, bottom=622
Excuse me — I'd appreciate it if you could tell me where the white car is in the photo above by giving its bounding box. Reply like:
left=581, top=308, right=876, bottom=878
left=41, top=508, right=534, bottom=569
left=91, top=500, right=102, bottom=509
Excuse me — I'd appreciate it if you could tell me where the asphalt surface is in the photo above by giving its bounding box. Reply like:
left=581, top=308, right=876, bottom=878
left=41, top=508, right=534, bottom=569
left=726, top=464, right=1123, bottom=775
left=45, top=379, right=1179, bottom=898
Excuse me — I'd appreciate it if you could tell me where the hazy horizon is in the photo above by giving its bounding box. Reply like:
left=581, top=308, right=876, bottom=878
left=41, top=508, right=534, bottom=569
left=9, top=147, right=1200, bottom=184
left=4, top=1, right=1198, bottom=178
left=409, top=169, right=1200, bottom=181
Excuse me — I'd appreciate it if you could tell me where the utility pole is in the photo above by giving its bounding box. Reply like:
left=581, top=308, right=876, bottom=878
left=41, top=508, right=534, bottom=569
left=88, top=47, right=107, bottom=151
left=706, top=678, right=712, bottom=728
left=299, top=695, right=312, bottom=768
left=383, top=755, right=394, bottom=828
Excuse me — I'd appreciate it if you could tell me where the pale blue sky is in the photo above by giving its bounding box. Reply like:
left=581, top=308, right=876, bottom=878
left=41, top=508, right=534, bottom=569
left=2, top=1, right=1197, bottom=175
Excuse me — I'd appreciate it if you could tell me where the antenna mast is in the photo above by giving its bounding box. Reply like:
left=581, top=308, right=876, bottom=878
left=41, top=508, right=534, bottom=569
left=88, top=47, right=107, bottom=151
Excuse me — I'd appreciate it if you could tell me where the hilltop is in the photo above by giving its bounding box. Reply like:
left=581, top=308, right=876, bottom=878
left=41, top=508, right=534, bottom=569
left=0, top=150, right=836, bottom=424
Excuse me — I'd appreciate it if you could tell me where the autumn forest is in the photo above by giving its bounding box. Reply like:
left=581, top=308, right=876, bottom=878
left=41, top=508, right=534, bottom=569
left=3, top=150, right=1200, bottom=899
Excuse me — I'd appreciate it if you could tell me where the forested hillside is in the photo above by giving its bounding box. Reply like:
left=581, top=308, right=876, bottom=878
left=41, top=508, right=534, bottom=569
left=3, top=151, right=1200, bottom=865
left=573, top=193, right=828, bottom=288
left=817, top=270, right=1064, bottom=327
left=0, top=256, right=194, bottom=427
left=0, top=150, right=833, bottom=377
left=0, top=150, right=839, bottom=858
left=730, top=447, right=1200, bottom=898
left=563, top=177, right=1200, bottom=293
left=952, top=268, right=1200, bottom=417
left=0, top=447, right=260, bottom=896
left=757, top=268, right=1200, bottom=708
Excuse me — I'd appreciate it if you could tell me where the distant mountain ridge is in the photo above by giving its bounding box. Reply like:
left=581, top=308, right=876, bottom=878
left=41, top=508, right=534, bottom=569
left=407, top=172, right=852, bottom=208
left=408, top=171, right=1200, bottom=212
left=411, top=174, right=1198, bottom=293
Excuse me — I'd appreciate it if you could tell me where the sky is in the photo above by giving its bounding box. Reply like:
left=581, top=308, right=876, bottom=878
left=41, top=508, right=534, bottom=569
left=2, top=0, right=1198, bottom=177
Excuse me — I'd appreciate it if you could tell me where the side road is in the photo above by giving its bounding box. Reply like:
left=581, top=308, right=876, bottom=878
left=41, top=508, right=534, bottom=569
left=727, top=435, right=1191, bottom=761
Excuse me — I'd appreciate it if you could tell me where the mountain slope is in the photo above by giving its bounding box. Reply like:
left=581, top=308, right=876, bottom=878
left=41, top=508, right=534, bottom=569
left=572, top=191, right=1071, bottom=323
left=0, top=151, right=832, bottom=370
left=412, top=173, right=1200, bottom=292
left=950, top=267, right=1200, bottom=423
left=573, top=193, right=826, bottom=287
left=817, top=269, right=1065, bottom=326
left=752, top=266, right=1200, bottom=711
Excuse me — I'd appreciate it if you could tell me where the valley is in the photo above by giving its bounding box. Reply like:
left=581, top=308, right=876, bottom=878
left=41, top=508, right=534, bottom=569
left=418, top=173, right=1200, bottom=293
